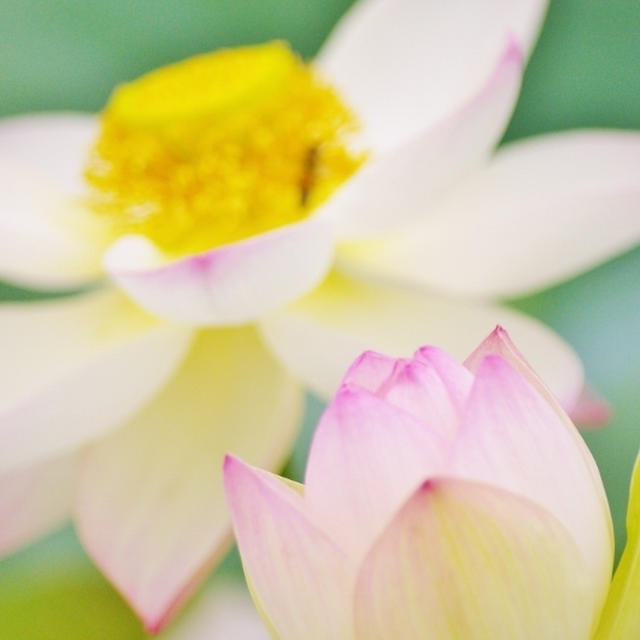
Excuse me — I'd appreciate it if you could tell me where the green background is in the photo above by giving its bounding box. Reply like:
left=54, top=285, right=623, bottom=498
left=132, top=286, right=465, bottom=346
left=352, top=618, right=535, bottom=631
left=1, top=0, right=639, bottom=637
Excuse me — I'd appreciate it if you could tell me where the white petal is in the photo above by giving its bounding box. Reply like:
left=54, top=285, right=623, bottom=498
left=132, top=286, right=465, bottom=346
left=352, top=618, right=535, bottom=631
left=75, top=327, right=303, bottom=632
left=0, top=452, right=78, bottom=556
left=259, top=272, right=584, bottom=409
left=0, top=113, right=96, bottom=195
left=0, top=288, right=192, bottom=472
left=104, top=214, right=334, bottom=326
left=0, top=162, right=108, bottom=289
left=0, top=114, right=108, bottom=289
left=318, top=0, right=548, bottom=149
left=339, top=130, right=640, bottom=297
left=329, top=40, right=524, bottom=238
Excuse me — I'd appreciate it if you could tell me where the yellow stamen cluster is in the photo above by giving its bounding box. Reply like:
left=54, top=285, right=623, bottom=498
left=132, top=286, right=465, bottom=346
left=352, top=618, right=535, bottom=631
left=85, top=42, right=363, bottom=256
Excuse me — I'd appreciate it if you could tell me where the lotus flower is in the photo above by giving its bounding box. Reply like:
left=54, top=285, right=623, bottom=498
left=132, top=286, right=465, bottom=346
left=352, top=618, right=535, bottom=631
left=225, top=327, right=640, bottom=639
left=1, top=0, right=639, bottom=631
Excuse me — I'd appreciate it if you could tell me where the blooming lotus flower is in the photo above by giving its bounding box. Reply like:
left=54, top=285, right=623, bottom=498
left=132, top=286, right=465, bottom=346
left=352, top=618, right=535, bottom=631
left=225, top=328, right=626, bottom=639
left=1, top=0, right=639, bottom=631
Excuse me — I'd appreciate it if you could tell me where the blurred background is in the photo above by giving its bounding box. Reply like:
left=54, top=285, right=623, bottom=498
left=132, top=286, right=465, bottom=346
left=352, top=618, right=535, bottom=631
left=0, top=0, right=639, bottom=637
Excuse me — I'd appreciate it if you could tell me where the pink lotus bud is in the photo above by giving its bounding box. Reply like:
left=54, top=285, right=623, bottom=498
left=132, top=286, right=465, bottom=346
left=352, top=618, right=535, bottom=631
left=225, top=327, right=613, bottom=639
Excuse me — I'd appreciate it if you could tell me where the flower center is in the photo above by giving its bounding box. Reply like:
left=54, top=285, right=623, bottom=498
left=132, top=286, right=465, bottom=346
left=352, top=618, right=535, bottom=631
left=85, top=42, right=363, bottom=256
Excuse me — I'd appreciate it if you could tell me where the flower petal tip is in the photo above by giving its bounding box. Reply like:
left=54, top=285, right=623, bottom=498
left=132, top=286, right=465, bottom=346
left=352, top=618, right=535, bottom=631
left=223, top=454, right=256, bottom=491
left=143, top=614, right=168, bottom=636
left=570, top=386, right=613, bottom=429
left=464, top=325, right=520, bottom=370
left=331, top=383, right=374, bottom=412
left=417, top=477, right=440, bottom=496
left=223, top=452, right=238, bottom=473
left=223, top=454, right=250, bottom=489
left=503, top=32, right=525, bottom=65
left=345, top=349, right=387, bottom=375
left=487, top=324, right=515, bottom=346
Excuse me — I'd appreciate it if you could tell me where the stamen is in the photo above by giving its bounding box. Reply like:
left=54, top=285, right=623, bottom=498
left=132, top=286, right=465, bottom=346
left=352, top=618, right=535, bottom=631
left=85, top=42, right=364, bottom=256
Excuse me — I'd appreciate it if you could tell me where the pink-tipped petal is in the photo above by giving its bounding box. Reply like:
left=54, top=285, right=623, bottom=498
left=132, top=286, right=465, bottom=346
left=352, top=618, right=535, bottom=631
left=342, top=131, right=640, bottom=297
left=449, top=355, right=613, bottom=609
left=465, top=324, right=543, bottom=374
left=354, top=478, right=596, bottom=640
left=341, top=350, right=399, bottom=393
left=318, top=0, right=547, bottom=150
left=330, top=39, right=524, bottom=238
left=224, top=456, right=352, bottom=640
left=413, top=346, right=476, bottom=410
left=342, top=349, right=472, bottom=437
left=0, top=452, right=78, bottom=556
left=464, top=324, right=581, bottom=408
left=569, top=385, right=612, bottom=429
left=260, top=272, right=585, bottom=411
left=104, top=213, right=334, bottom=326
left=465, top=325, right=607, bottom=428
left=304, top=386, right=448, bottom=556
left=0, top=289, right=192, bottom=472
left=75, top=327, right=302, bottom=632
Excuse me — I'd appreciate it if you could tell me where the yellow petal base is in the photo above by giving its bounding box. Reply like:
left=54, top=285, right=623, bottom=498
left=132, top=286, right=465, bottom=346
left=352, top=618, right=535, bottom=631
left=85, top=42, right=363, bottom=256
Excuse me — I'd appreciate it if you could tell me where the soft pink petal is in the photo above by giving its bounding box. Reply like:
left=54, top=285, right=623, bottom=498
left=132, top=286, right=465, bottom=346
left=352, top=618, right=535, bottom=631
left=328, top=40, right=524, bottom=238
left=343, top=348, right=472, bottom=437
left=104, top=214, right=333, bottom=326
left=318, top=0, right=547, bottom=150
left=568, top=385, right=612, bottom=429
left=340, top=131, right=640, bottom=297
left=354, top=478, right=596, bottom=640
left=304, top=386, right=448, bottom=557
left=341, top=350, right=398, bottom=394
left=449, top=355, right=613, bottom=609
left=411, top=346, right=476, bottom=422
left=0, top=288, right=191, bottom=472
left=465, top=324, right=549, bottom=374
left=224, top=456, right=352, bottom=640
left=0, top=452, right=78, bottom=556
left=75, top=327, right=303, bottom=632
left=464, top=324, right=580, bottom=408
left=465, top=325, right=604, bottom=426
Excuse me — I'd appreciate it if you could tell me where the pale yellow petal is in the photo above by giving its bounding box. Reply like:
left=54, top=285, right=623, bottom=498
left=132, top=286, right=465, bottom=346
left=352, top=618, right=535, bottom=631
left=74, top=327, right=303, bottom=631
left=354, top=478, right=595, bottom=640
